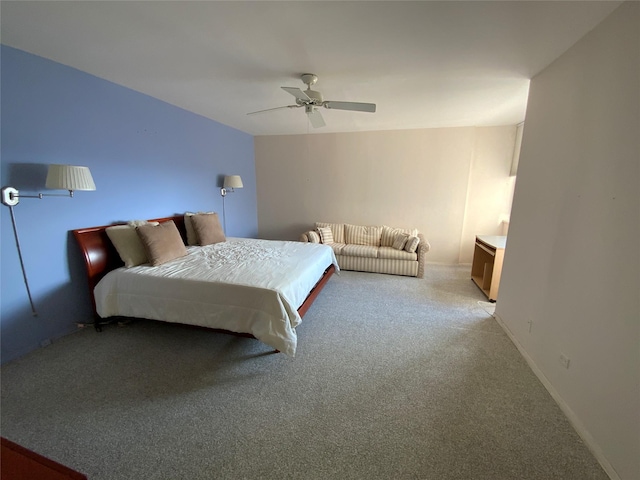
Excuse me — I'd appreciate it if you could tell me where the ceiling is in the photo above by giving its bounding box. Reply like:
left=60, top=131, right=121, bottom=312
left=1, top=1, right=621, bottom=136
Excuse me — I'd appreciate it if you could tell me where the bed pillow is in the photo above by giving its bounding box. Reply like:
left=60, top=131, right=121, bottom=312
left=136, top=220, right=188, bottom=266
left=392, top=232, right=410, bottom=250
left=317, top=226, right=334, bottom=244
left=191, top=213, right=226, bottom=246
left=106, top=221, right=159, bottom=267
left=184, top=211, right=216, bottom=245
left=404, top=235, right=420, bottom=253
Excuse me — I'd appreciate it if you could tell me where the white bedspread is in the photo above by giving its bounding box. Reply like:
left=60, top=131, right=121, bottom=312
left=94, top=238, right=338, bottom=356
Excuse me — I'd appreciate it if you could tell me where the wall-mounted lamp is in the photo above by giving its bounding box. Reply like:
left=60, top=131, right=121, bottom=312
left=2, top=164, right=97, bottom=316
left=220, top=175, right=243, bottom=233
left=220, top=175, right=243, bottom=197
left=2, top=164, right=96, bottom=206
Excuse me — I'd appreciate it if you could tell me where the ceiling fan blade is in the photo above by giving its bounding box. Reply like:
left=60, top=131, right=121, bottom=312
left=323, top=101, right=376, bottom=113
left=307, top=107, right=326, bottom=128
left=282, top=87, right=311, bottom=102
left=247, top=105, right=300, bottom=116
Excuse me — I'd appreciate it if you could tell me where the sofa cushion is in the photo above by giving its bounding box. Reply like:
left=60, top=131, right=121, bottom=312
left=344, top=224, right=382, bottom=246
left=341, top=244, right=379, bottom=258
left=405, top=235, right=420, bottom=253
left=328, top=242, right=346, bottom=255
left=378, top=246, right=418, bottom=261
left=316, top=222, right=344, bottom=243
left=317, top=226, right=334, bottom=244
left=380, top=226, right=419, bottom=247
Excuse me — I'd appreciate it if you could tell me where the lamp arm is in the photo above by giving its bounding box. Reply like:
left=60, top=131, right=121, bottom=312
left=1, top=186, right=74, bottom=206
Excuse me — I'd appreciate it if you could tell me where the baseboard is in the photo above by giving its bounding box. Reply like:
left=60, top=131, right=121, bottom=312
left=493, top=313, right=620, bottom=480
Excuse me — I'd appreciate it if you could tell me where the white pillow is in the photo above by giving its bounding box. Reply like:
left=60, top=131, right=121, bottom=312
left=307, top=231, right=321, bottom=243
left=106, top=221, right=159, bottom=267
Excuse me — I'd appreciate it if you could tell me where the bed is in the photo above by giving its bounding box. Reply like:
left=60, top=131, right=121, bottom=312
left=72, top=215, right=338, bottom=356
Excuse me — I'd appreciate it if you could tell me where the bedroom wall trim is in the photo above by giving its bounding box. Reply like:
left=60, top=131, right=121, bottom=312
left=494, top=314, right=620, bottom=480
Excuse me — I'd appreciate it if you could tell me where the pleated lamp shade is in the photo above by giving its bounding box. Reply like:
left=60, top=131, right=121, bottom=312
left=223, top=175, right=243, bottom=189
left=45, top=165, right=96, bottom=191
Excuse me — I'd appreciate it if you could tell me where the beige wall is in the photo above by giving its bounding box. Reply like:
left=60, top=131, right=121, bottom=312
left=495, top=2, right=639, bottom=479
left=255, top=126, right=516, bottom=264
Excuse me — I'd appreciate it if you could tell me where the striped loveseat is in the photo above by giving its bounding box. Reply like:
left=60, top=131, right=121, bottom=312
left=299, top=222, right=430, bottom=278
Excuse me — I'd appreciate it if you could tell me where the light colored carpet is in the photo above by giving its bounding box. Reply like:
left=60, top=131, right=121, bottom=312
left=0, top=265, right=608, bottom=479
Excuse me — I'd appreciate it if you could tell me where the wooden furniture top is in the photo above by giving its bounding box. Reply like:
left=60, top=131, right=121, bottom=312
left=476, top=235, right=507, bottom=250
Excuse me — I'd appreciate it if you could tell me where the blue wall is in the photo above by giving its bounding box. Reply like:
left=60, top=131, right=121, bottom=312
left=1, top=46, right=257, bottom=363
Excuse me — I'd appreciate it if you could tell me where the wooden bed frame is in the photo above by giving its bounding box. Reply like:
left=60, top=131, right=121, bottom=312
left=72, top=215, right=336, bottom=339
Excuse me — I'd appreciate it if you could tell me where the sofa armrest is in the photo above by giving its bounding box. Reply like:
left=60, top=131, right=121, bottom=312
left=417, top=233, right=430, bottom=278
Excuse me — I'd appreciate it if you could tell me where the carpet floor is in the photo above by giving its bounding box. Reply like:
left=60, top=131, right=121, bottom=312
left=0, top=265, right=608, bottom=479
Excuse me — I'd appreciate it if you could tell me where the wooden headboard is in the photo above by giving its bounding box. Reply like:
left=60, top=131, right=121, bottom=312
left=72, top=215, right=187, bottom=315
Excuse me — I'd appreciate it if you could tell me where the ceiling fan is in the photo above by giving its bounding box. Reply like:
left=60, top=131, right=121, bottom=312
left=247, top=73, right=376, bottom=128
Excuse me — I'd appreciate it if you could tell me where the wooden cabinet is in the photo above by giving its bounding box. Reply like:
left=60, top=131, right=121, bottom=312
left=471, top=235, right=507, bottom=302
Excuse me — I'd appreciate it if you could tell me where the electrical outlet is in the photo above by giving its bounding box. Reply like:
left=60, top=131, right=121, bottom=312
left=559, top=353, right=571, bottom=369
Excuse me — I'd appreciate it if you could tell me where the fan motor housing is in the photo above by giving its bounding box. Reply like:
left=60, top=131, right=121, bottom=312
left=304, top=89, right=323, bottom=103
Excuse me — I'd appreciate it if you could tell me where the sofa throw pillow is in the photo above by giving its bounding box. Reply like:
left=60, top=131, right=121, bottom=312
left=392, top=232, right=410, bottom=250
left=184, top=211, right=216, bottom=245
left=344, top=224, right=383, bottom=246
left=106, top=221, right=160, bottom=267
left=405, top=235, right=420, bottom=253
left=315, top=222, right=345, bottom=244
left=317, top=226, right=334, bottom=244
left=191, top=213, right=226, bottom=246
left=307, top=231, right=321, bottom=243
left=381, top=226, right=420, bottom=247
left=136, top=220, right=188, bottom=266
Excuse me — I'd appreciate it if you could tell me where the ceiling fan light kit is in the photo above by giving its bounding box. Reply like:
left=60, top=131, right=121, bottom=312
left=248, top=73, right=376, bottom=128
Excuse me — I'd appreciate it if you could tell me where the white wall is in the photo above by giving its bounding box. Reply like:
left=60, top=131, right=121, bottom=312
left=255, top=126, right=516, bottom=264
left=495, top=3, right=639, bottom=479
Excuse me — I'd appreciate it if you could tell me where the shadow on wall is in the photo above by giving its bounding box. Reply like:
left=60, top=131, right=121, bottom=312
left=0, top=231, right=94, bottom=363
left=5, top=163, right=50, bottom=191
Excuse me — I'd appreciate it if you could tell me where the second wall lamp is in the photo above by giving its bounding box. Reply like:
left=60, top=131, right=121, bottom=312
left=220, top=175, right=243, bottom=233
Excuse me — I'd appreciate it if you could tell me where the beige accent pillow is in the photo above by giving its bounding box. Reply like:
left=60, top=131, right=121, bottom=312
left=136, top=221, right=188, bottom=266
left=315, top=222, right=345, bottom=243
left=106, top=222, right=159, bottom=267
left=344, top=224, right=383, bottom=246
left=184, top=211, right=216, bottom=245
left=191, top=213, right=226, bottom=245
left=380, top=226, right=420, bottom=247
left=405, top=235, right=420, bottom=253
left=392, top=232, right=410, bottom=250
left=307, top=231, right=321, bottom=243
left=317, top=226, right=334, bottom=244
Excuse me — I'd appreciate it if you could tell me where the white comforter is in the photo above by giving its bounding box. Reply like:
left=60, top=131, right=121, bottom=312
left=94, top=238, right=338, bottom=356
